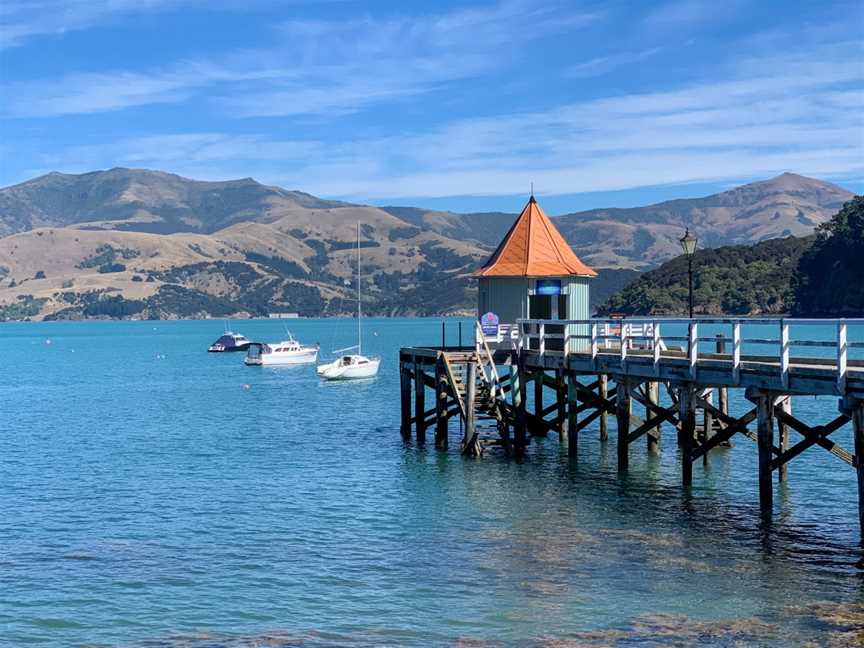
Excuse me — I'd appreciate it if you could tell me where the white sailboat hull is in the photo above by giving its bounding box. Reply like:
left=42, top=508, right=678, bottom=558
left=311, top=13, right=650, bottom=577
left=316, top=356, right=380, bottom=380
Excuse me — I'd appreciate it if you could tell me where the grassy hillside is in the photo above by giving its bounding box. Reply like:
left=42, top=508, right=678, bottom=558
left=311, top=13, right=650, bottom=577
left=0, top=168, right=853, bottom=320
left=598, top=236, right=814, bottom=316
left=385, top=173, right=852, bottom=269
left=599, top=196, right=864, bottom=317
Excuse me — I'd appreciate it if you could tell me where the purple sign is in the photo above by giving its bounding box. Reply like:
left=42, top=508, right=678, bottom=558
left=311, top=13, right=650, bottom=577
left=480, top=312, right=499, bottom=336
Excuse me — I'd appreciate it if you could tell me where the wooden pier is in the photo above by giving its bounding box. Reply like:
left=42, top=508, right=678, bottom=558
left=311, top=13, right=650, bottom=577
left=400, top=317, right=864, bottom=538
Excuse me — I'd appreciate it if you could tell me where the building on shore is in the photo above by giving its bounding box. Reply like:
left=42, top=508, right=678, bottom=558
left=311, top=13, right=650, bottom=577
left=268, top=312, right=299, bottom=319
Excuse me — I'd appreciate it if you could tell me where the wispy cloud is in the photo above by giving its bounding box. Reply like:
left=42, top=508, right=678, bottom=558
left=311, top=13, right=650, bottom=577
left=3, top=1, right=601, bottom=119
left=32, top=39, right=864, bottom=199
left=567, top=48, right=662, bottom=79
left=642, top=0, right=747, bottom=30
left=0, top=0, right=191, bottom=49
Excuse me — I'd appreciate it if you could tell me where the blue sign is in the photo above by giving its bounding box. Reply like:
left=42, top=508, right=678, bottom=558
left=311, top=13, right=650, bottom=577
left=480, top=312, right=499, bottom=336
left=536, top=279, right=562, bottom=295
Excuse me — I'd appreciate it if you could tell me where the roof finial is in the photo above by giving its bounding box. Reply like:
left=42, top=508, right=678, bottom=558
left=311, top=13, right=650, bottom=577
left=529, top=181, right=535, bottom=203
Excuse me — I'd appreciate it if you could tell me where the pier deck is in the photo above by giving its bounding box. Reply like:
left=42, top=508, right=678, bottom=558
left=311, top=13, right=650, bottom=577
left=399, top=317, right=864, bottom=538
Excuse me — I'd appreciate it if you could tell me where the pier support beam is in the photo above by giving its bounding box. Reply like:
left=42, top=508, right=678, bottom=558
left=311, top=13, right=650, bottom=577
left=756, top=393, right=776, bottom=516
left=533, top=370, right=546, bottom=436
left=702, top=388, right=714, bottom=466
left=414, top=360, right=426, bottom=444
left=435, top=360, right=448, bottom=449
left=852, top=400, right=864, bottom=542
left=647, top=381, right=660, bottom=453
left=400, top=363, right=411, bottom=439
left=557, top=369, right=567, bottom=445
left=777, top=396, right=791, bottom=482
left=616, top=378, right=631, bottom=472
left=514, top=361, right=527, bottom=456
left=462, top=361, right=480, bottom=456
left=599, top=374, right=609, bottom=442
left=567, top=373, right=579, bottom=457
left=679, top=385, right=696, bottom=486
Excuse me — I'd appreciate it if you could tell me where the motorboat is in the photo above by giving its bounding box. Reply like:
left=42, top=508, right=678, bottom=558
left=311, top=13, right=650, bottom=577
left=317, top=223, right=380, bottom=381
left=208, top=331, right=252, bottom=352
left=244, top=334, right=319, bottom=366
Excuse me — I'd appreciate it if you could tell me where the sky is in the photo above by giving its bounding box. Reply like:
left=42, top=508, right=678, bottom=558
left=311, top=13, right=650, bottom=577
left=0, top=0, right=862, bottom=214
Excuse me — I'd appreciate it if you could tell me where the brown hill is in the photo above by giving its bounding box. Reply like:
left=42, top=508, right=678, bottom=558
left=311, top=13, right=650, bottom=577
left=0, top=169, right=852, bottom=320
left=382, top=173, right=852, bottom=268
left=0, top=167, right=347, bottom=237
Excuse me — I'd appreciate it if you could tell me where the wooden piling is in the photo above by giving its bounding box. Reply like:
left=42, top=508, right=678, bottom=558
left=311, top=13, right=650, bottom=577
left=514, top=361, right=527, bottom=455
left=463, top=361, right=479, bottom=456
left=679, top=385, right=696, bottom=486
left=533, top=370, right=546, bottom=437
left=777, top=396, right=791, bottom=482
left=617, top=378, right=631, bottom=472
left=599, top=374, right=609, bottom=441
left=647, top=381, right=660, bottom=453
left=435, top=360, right=448, bottom=449
left=414, top=360, right=426, bottom=445
left=557, top=369, right=567, bottom=445
left=702, top=388, right=713, bottom=466
left=400, top=362, right=411, bottom=439
left=756, top=393, right=775, bottom=516
left=852, top=400, right=864, bottom=542
left=567, top=372, right=579, bottom=457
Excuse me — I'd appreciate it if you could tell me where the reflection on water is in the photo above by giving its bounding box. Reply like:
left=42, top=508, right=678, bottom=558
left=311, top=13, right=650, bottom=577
left=0, top=318, right=862, bottom=647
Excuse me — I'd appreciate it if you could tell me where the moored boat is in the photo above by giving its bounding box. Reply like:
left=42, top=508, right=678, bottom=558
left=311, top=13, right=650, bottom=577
left=244, top=335, right=319, bottom=366
left=318, top=223, right=380, bottom=381
left=208, top=331, right=252, bottom=352
left=316, top=353, right=381, bottom=380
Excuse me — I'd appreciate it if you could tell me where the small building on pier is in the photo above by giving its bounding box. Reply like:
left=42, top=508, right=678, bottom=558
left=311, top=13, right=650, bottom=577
left=475, top=195, right=596, bottom=349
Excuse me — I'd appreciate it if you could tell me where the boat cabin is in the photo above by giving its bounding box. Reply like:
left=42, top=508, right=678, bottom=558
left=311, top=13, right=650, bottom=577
left=475, top=195, right=596, bottom=351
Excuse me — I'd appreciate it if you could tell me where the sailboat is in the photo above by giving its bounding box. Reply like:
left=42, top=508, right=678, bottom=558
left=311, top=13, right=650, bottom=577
left=316, top=223, right=381, bottom=380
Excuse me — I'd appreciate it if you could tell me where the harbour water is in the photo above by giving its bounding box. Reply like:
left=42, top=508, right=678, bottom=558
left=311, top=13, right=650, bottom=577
left=1, top=318, right=862, bottom=647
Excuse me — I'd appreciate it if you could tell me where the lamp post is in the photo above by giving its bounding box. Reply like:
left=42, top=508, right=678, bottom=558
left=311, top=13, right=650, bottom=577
left=680, top=228, right=698, bottom=318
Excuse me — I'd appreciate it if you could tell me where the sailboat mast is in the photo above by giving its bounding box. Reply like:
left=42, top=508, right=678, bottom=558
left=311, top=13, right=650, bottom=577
left=357, top=222, right=361, bottom=355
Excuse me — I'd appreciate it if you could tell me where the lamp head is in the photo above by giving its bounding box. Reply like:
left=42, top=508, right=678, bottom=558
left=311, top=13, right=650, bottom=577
left=680, top=228, right=698, bottom=256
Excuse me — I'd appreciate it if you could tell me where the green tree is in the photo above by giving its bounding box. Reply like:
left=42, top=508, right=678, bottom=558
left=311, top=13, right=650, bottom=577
left=793, top=196, right=864, bottom=316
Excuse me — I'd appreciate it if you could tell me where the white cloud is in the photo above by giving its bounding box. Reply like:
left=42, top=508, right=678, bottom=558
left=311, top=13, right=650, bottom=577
left=34, top=38, right=863, bottom=200
left=0, top=0, right=192, bottom=49
left=3, top=1, right=601, bottom=118
left=566, top=48, right=662, bottom=79
left=642, top=0, right=747, bottom=30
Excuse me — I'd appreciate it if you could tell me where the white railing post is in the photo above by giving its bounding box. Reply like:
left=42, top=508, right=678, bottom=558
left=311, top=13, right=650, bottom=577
left=733, top=321, right=741, bottom=384
left=689, top=321, right=698, bottom=379
left=653, top=321, right=661, bottom=376
left=620, top=321, right=628, bottom=368
left=780, top=319, right=789, bottom=389
left=838, top=320, right=847, bottom=394
left=591, top=321, right=598, bottom=367
left=539, top=321, right=546, bottom=356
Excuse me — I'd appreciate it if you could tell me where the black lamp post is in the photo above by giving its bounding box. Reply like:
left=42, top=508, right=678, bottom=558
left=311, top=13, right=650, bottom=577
left=680, top=228, right=698, bottom=318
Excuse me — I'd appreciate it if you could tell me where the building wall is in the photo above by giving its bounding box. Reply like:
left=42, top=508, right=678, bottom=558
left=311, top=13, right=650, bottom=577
left=564, top=277, right=590, bottom=320
left=477, top=277, right=529, bottom=322
left=564, top=277, right=591, bottom=352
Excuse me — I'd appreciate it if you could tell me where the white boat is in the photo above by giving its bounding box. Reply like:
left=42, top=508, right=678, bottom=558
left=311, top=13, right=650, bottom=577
left=244, top=334, right=319, bottom=366
left=317, top=223, right=381, bottom=381
left=316, top=353, right=381, bottom=380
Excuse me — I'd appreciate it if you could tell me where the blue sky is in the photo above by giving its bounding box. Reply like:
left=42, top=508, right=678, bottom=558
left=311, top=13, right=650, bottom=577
left=1, top=0, right=862, bottom=213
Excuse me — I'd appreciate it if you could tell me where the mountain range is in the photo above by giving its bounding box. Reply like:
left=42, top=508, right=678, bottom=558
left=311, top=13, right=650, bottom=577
left=0, top=168, right=853, bottom=320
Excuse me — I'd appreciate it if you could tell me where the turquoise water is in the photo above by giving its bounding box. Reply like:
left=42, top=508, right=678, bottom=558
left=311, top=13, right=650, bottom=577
left=1, top=318, right=862, bottom=647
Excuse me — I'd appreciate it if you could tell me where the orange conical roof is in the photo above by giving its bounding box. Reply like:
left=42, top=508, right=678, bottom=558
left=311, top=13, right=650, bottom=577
left=475, top=196, right=596, bottom=278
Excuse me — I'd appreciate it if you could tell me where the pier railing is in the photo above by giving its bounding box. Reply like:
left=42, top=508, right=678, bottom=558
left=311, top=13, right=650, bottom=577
left=515, top=317, right=864, bottom=392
